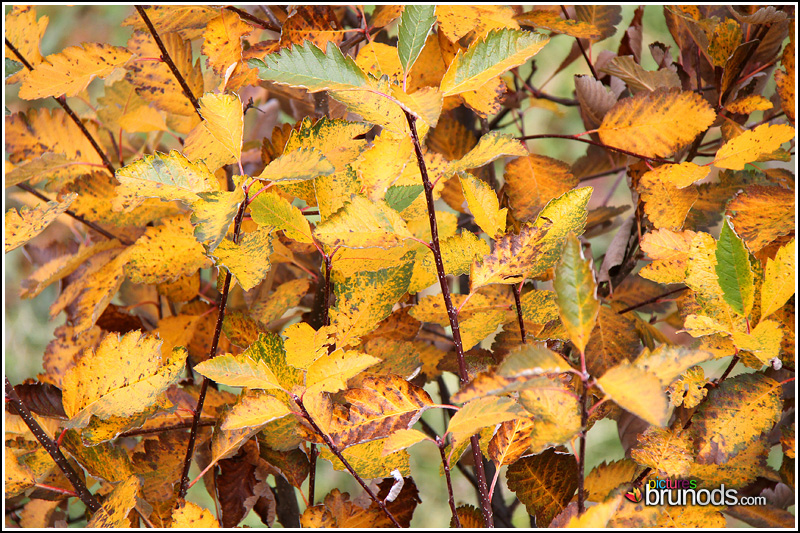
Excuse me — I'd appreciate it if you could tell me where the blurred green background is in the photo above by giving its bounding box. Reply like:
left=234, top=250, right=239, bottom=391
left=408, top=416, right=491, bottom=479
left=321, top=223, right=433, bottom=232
left=4, top=5, right=788, bottom=528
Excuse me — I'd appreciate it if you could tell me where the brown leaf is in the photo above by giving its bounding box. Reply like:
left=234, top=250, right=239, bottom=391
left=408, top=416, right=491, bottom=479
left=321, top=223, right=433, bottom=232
left=506, top=449, right=579, bottom=526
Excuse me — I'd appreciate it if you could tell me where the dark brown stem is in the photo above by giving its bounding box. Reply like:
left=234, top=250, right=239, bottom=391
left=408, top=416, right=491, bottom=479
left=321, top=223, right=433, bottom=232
left=577, top=379, right=589, bottom=515
left=517, top=133, right=673, bottom=164
left=5, top=38, right=117, bottom=176
left=273, top=474, right=301, bottom=527
left=322, top=254, right=333, bottom=328
left=177, top=193, right=248, bottom=501
left=118, top=419, right=216, bottom=438
left=307, top=443, right=318, bottom=506
left=579, top=166, right=627, bottom=182
left=560, top=6, right=599, bottom=79
left=404, top=110, right=494, bottom=527
left=5, top=377, right=101, bottom=513
left=224, top=5, right=279, bottom=32
left=512, top=283, right=527, bottom=344
left=135, top=6, right=202, bottom=118
left=16, top=184, right=132, bottom=245
left=617, top=286, right=688, bottom=315
left=438, top=437, right=462, bottom=528
left=293, top=394, right=402, bottom=528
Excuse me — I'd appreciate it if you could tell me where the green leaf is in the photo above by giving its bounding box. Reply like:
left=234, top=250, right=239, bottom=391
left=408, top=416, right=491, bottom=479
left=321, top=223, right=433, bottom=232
left=249, top=41, right=369, bottom=93
left=715, top=218, right=754, bottom=316
left=440, top=29, right=549, bottom=96
left=5, top=58, right=23, bottom=80
left=397, top=5, right=437, bottom=74
left=385, top=184, right=424, bottom=213
left=553, top=233, right=599, bottom=354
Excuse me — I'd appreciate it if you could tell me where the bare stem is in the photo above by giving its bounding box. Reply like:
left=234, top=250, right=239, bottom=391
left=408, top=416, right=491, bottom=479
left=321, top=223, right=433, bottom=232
left=404, top=110, right=494, bottom=527
left=5, top=38, right=117, bottom=175
left=292, top=394, right=402, bottom=528
left=5, top=377, right=102, bottom=513
left=577, top=374, right=589, bottom=515
left=517, top=133, right=673, bottom=164
left=177, top=193, right=248, bottom=501
left=512, top=282, right=527, bottom=344
left=16, top=183, right=132, bottom=245
left=135, top=6, right=202, bottom=118
left=560, top=6, right=598, bottom=79
left=438, top=437, right=462, bottom=528
left=617, top=286, right=688, bottom=315
left=224, top=5, right=280, bottom=32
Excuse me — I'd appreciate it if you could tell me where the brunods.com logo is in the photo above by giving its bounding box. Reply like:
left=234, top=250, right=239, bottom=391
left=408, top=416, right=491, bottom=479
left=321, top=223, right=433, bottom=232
left=625, top=478, right=767, bottom=507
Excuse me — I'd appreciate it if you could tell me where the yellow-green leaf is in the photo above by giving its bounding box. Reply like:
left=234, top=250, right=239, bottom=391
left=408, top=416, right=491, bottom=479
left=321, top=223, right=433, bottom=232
left=249, top=191, right=313, bottom=244
left=440, top=29, right=549, bottom=96
left=314, top=195, right=414, bottom=250
left=715, top=218, right=754, bottom=316
left=553, top=233, right=599, bottom=354
left=190, top=186, right=246, bottom=253
left=5, top=193, right=77, bottom=253
left=220, top=390, right=292, bottom=430
left=470, top=223, right=549, bottom=290
left=86, top=476, right=140, bottom=528
left=115, top=150, right=220, bottom=206
left=258, top=147, right=335, bottom=183
left=19, top=43, right=132, bottom=99
left=449, top=130, right=528, bottom=174
left=447, top=396, right=523, bottom=448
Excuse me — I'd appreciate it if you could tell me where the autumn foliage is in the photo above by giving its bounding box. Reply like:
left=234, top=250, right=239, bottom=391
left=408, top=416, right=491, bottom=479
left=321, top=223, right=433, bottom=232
left=4, top=4, right=797, bottom=529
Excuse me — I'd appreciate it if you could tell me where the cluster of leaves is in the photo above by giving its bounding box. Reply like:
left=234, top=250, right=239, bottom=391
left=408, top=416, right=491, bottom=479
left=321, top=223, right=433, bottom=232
left=5, top=4, right=796, bottom=529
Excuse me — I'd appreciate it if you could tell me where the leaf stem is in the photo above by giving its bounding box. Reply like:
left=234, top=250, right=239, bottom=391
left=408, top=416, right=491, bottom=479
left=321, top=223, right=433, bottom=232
left=5, top=377, right=102, bottom=513
left=292, top=394, right=402, bottom=528
left=135, top=6, right=202, bottom=118
left=176, top=190, right=249, bottom=502
left=404, top=110, right=495, bottom=527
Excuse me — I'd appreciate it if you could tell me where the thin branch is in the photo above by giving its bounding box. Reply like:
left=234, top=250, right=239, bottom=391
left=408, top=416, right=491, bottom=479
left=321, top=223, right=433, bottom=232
left=560, top=6, right=598, bottom=79
left=438, top=437, right=462, bottom=528
left=16, top=183, right=132, bottom=245
left=512, top=283, right=527, bottom=344
left=578, top=166, right=627, bottom=182
left=224, top=5, right=279, bottom=32
left=177, top=192, right=248, bottom=501
left=5, top=377, right=102, bottom=513
left=404, top=110, right=495, bottom=527
left=135, top=6, right=202, bottom=118
left=292, top=394, right=402, bottom=528
left=5, top=38, right=117, bottom=176
left=118, top=419, right=216, bottom=438
left=617, top=286, right=688, bottom=315
left=576, top=354, right=589, bottom=515
left=517, top=133, right=673, bottom=164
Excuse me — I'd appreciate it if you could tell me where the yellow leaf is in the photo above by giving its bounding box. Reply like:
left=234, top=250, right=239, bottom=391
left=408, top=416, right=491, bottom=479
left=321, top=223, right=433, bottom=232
left=171, top=501, right=221, bottom=528
left=727, top=185, right=795, bottom=252
left=197, top=93, right=244, bottom=163
left=683, top=313, right=731, bottom=337
left=126, top=31, right=204, bottom=118
left=19, top=43, right=132, bottom=99
left=520, top=289, right=560, bottom=324
left=409, top=231, right=488, bottom=293
left=258, top=147, right=335, bottom=183
left=5, top=193, right=77, bottom=253
left=306, top=349, right=381, bottom=393
left=62, top=331, right=186, bottom=430
left=631, top=426, right=693, bottom=477
left=731, top=319, right=783, bottom=365
left=212, top=226, right=274, bottom=291
left=450, top=130, right=528, bottom=174
left=314, top=195, right=414, bottom=250
left=713, top=124, right=795, bottom=170
left=279, top=6, right=347, bottom=50
left=584, top=459, right=638, bottom=502
left=447, top=396, right=523, bottom=448
left=488, top=418, right=536, bottom=466
left=633, top=345, right=714, bottom=386
left=115, top=151, right=220, bottom=207
left=250, top=278, right=310, bottom=325
left=383, top=429, right=431, bottom=456
left=97, top=78, right=167, bottom=134
left=320, top=439, right=411, bottom=480
left=437, top=5, right=519, bottom=42
left=598, top=88, right=716, bottom=158
left=220, top=390, right=292, bottom=430
left=761, top=238, right=795, bottom=319
left=283, top=323, right=333, bottom=370
left=638, top=165, right=698, bottom=230
left=460, top=76, right=506, bottom=118
left=668, top=366, right=708, bottom=408
left=459, top=173, right=507, bottom=238
left=249, top=191, right=313, bottom=244
left=598, top=364, right=669, bottom=426
left=190, top=186, right=246, bottom=253
left=125, top=215, right=212, bottom=284
left=86, top=476, right=140, bottom=528
left=726, top=94, right=773, bottom=114
left=5, top=6, right=49, bottom=84
left=356, top=130, right=414, bottom=201
left=516, top=9, right=602, bottom=39
left=566, top=496, right=622, bottom=528
left=707, top=19, right=743, bottom=67
left=356, top=41, right=402, bottom=82
left=504, top=154, right=577, bottom=222
left=470, top=223, right=549, bottom=290
left=639, top=228, right=697, bottom=284
left=122, top=6, right=219, bottom=39
left=518, top=379, right=582, bottom=454
left=202, top=10, right=253, bottom=75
